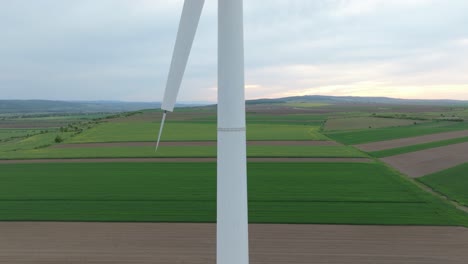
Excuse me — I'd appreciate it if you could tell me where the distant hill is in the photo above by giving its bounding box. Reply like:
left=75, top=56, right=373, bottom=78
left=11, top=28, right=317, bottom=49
left=2, top=95, right=467, bottom=115
left=0, top=100, right=204, bottom=114
left=247, top=95, right=468, bottom=106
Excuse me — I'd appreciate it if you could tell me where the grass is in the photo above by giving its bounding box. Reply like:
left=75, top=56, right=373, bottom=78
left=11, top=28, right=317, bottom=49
left=419, top=163, right=468, bottom=206
left=0, top=132, right=72, bottom=152
left=67, top=122, right=329, bottom=143
left=0, top=129, right=40, bottom=141
left=0, top=162, right=466, bottom=225
left=370, top=136, right=468, bottom=158
left=326, top=121, right=468, bottom=145
left=0, top=145, right=368, bottom=159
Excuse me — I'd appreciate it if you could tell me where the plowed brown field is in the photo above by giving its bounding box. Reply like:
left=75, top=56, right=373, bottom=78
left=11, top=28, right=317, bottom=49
left=382, top=142, right=468, bottom=177
left=0, top=222, right=466, bottom=264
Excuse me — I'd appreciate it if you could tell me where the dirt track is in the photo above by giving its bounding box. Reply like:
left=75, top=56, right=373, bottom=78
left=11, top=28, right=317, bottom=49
left=382, top=142, right=468, bottom=177
left=355, top=130, right=468, bottom=152
left=52, top=140, right=340, bottom=148
left=0, top=157, right=373, bottom=164
left=0, top=222, right=466, bottom=264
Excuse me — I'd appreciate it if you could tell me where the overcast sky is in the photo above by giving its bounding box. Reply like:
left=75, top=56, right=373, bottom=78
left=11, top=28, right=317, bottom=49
left=1, top=0, right=468, bottom=102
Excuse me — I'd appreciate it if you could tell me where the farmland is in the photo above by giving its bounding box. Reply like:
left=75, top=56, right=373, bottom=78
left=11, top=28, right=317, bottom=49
left=370, top=136, right=468, bottom=158
left=356, top=130, right=468, bottom=152
left=0, top=143, right=366, bottom=159
left=67, top=122, right=328, bottom=143
left=1, top=98, right=467, bottom=227
left=419, top=163, right=468, bottom=206
left=381, top=141, right=468, bottom=178
left=324, top=117, right=424, bottom=131
left=326, top=121, right=468, bottom=145
left=1, top=222, right=467, bottom=264
left=1, top=98, right=468, bottom=264
left=0, top=162, right=466, bottom=225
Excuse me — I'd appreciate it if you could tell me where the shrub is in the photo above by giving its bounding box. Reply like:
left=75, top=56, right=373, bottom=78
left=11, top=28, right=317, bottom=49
left=54, top=135, right=64, bottom=143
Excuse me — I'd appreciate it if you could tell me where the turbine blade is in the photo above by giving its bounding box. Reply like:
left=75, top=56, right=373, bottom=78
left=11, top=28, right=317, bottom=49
left=161, top=0, right=205, bottom=112
left=155, top=111, right=167, bottom=152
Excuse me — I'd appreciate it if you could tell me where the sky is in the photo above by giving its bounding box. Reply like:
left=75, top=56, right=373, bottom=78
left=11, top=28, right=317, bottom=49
left=1, top=0, right=468, bottom=102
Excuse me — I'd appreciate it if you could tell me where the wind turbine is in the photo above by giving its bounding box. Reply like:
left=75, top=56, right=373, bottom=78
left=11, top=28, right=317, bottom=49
left=157, top=1, right=249, bottom=264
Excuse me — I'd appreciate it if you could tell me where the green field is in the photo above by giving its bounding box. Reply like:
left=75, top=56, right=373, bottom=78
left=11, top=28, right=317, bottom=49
left=370, top=136, right=468, bottom=158
left=67, top=122, right=328, bottom=143
left=0, top=145, right=367, bottom=159
left=0, top=162, right=466, bottom=225
left=193, top=113, right=326, bottom=125
left=1, top=102, right=468, bottom=228
left=247, top=114, right=326, bottom=124
left=419, top=163, right=468, bottom=206
left=324, top=117, right=424, bottom=131
left=326, top=121, right=468, bottom=145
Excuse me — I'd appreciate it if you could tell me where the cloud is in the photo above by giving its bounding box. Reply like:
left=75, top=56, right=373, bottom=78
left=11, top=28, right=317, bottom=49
left=0, top=0, right=468, bottom=101
left=332, top=0, right=434, bottom=17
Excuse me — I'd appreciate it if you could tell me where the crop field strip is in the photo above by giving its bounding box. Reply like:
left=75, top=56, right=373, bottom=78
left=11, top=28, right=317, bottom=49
left=324, top=116, right=427, bottom=131
left=0, top=157, right=375, bottom=164
left=325, top=121, right=468, bottom=145
left=51, top=140, right=341, bottom=148
left=1, top=223, right=467, bottom=264
left=193, top=113, right=327, bottom=125
left=370, top=136, right=468, bottom=158
left=0, top=145, right=368, bottom=159
left=0, top=162, right=466, bottom=225
left=67, top=122, right=329, bottom=143
left=356, top=129, right=468, bottom=152
left=381, top=142, right=468, bottom=178
left=419, top=163, right=468, bottom=206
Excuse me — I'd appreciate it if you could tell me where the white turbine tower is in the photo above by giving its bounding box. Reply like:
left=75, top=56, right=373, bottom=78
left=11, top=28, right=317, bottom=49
left=157, top=1, right=249, bottom=264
